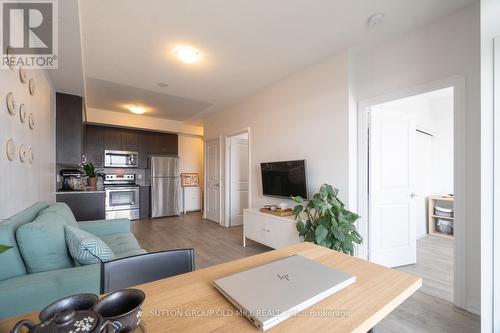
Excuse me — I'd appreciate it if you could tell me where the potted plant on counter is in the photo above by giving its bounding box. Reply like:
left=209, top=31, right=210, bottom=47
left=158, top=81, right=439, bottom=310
left=292, top=184, right=362, bottom=256
left=83, top=163, right=104, bottom=188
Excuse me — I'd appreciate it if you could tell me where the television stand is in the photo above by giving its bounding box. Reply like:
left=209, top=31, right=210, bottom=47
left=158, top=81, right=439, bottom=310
left=243, top=208, right=302, bottom=249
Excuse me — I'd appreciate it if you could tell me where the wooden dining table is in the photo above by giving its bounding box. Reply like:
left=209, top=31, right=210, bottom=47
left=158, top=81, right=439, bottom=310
left=0, top=242, right=421, bottom=333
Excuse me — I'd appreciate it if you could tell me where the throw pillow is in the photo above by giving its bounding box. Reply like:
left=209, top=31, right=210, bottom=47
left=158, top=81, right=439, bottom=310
left=65, top=225, right=114, bottom=265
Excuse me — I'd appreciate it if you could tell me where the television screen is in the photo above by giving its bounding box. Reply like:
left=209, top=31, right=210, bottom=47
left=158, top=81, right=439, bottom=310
left=261, top=160, right=308, bottom=199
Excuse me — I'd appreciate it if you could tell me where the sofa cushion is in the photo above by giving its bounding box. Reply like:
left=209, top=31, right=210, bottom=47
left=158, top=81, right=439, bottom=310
left=100, top=232, right=143, bottom=256
left=38, top=203, right=79, bottom=228
left=0, top=202, right=50, bottom=281
left=16, top=212, right=74, bottom=273
left=65, top=226, right=115, bottom=265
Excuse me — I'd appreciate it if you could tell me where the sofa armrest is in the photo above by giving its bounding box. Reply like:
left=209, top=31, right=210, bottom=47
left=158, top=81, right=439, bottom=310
left=0, top=264, right=100, bottom=320
left=78, top=218, right=131, bottom=236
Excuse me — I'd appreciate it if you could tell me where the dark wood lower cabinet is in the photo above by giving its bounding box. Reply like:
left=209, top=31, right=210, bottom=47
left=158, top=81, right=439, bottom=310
left=56, top=193, right=106, bottom=221
left=139, top=186, right=150, bottom=219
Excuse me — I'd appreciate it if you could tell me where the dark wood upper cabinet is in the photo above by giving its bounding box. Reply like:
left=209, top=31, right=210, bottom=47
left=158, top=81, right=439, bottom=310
left=103, top=128, right=122, bottom=151
left=121, top=130, right=138, bottom=152
left=84, top=125, right=105, bottom=167
left=84, top=125, right=178, bottom=169
left=56, top=93, right=83, bottom=165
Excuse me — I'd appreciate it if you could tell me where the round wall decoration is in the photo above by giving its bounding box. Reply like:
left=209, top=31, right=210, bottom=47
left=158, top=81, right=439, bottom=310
left=28, top=113, right=35, bottom=129
left=19, top=144, right=27, bottom=163
left=19, top=66, right=28, bottom=83
left=29, top=79, right=35, bottom=96
left=19, top=103, right=27, bottom=123
left=6, top=92, right=16, bottom=115
left=28, top=146, right=34, bottom=164
left=6, top=139, right=15, bottom=161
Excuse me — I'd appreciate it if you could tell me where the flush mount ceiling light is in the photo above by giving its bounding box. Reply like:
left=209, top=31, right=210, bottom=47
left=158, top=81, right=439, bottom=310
left=128, top=105, right=146, bottom=114
left=367, top=13, right=385, bottom=28
left=173, top=45, right=200, bottom=64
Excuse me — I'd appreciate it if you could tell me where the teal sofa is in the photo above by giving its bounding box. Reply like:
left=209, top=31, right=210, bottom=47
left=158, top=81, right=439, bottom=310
left=0, top=202, right=146, bottom=320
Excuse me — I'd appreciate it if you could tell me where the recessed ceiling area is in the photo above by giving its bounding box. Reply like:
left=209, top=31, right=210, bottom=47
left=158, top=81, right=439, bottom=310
left=85, top=78, right=212, bottom=120
left=77, top=0, right=477, bottom=121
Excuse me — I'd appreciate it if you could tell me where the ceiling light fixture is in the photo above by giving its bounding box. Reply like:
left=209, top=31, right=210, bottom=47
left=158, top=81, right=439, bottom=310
left=128, top=105, right=146, bottom=114
left=367, top=13, right=385, bottom=28
left=173, top=45, right=200, bottom=64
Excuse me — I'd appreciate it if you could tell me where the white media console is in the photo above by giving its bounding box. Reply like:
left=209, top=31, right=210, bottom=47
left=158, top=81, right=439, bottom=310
left=243, top=208, right=302, bottom=249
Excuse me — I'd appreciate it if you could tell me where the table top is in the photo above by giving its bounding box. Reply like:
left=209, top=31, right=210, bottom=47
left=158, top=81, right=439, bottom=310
left=0, top=242, right=421, bottom=333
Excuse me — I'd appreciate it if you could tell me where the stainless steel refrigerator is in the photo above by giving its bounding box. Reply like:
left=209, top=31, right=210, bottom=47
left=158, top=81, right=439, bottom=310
left=150, top=156, right=181, bottom=218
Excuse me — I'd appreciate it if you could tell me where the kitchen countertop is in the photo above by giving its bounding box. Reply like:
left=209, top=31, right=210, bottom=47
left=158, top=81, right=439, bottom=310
left=56, top=187, right=106, bottom=194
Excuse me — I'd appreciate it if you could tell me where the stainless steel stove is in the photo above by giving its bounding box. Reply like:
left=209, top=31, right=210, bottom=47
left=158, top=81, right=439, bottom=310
left=104, top=174, right=140, bottom=220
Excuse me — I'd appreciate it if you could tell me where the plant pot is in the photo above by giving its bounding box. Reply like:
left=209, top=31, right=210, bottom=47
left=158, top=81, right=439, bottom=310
left=87, top=177, right=97, bottom=188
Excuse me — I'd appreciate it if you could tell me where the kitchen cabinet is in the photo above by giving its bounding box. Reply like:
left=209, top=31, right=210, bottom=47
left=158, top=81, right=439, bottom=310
left=84, top=125, right=178, bottom=169
left=84, top=125, right=105, bottom=167
left=56, top=192, right=106, bottom=221
left=183, top=186, right=201, bottom=213
left=139, top=185, right=150, bottom=219
left=56, top=93, right=83, bottom=165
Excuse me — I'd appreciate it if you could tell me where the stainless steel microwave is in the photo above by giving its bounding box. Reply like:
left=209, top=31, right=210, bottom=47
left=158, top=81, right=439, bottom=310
left=104, top=150, right=138, bottom=168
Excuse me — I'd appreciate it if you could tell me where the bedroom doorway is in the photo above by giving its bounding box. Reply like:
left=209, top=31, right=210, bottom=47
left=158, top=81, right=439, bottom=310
left=224, top=129, right=250, bottom=227
left=357, top=76, right=466, bottom=307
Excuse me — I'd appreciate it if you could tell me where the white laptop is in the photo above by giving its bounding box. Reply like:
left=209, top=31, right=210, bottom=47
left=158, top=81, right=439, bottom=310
left=213, top=254, right=356, bottom=331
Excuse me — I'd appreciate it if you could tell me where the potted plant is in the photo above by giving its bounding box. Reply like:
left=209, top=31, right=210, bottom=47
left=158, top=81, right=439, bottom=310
left=83, top=163, right=104, bottom=188
left=292, top=184, right=362, bottom=255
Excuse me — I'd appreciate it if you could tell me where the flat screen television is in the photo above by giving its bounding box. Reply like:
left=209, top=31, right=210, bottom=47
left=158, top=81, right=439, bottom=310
left=261, top=160, right=308, bottom=199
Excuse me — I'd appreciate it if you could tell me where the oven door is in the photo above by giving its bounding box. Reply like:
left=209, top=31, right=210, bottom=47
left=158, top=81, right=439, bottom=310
left=105, top=187, right=140, bottom=211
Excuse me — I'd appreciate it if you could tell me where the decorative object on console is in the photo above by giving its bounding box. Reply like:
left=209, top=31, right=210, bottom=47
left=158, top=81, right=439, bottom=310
left=83, top=163, right=104, bottom=187
left=6, top=92, right=16, bottom=115
left=19, top=103, right=26, bottom=123
left=29, top=78, right=35, bottom=96
left=292, top=184, right=362, bottom=256
left=6, top=139, right=15, bottom=161
left=260, top=207, right=293, bottom=217
left=181, top=173, right=199, bottom=187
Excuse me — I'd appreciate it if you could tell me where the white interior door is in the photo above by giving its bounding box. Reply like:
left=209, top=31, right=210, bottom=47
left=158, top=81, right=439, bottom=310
left=369, top=107, right=417, bottom=267
left=229, top=137, right=249, bottom=226
left=415, top=131, right=433, bottom=238
left=206, top=139, right=220, bottom=223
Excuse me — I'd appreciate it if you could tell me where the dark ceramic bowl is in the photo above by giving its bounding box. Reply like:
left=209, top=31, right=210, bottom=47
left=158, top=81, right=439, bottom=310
left=92, top=289, right=145, bottom=333
left=39, top=293, right=99, bottom=321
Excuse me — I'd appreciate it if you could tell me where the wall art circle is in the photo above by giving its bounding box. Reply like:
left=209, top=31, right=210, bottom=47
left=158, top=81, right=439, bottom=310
left=28, top=146, right=34, bottom=163
left=19, top=66, right=28, bottom=83
left=29, top=79, right=35, bottom=96
left=19, top=103, right=26, bottom=123
left=28, top=113, right=35, bottom=129
left=19, top=144, right=26, bottom=163
left=6, top=92, right=16, bottom=115
left=6, top=139, right=15, bottom=161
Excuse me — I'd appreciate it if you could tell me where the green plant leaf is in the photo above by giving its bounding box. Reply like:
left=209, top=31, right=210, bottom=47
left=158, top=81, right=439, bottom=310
left=293, top=205, right=303, bottom=218
left=315, top=225, right=328, bottom=243
left=296, top=220, right=305, bottom=234
left=292, top=196, right=303, bottom=204
left=0, top=244, right=13, bottom=254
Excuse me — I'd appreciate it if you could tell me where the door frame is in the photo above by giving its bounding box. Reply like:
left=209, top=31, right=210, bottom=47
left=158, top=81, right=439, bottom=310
left=224, top=128, right=251, bottom=227
left=203, top=136, right=222, bottom=224
left=357, top=75, right=466, bottom=309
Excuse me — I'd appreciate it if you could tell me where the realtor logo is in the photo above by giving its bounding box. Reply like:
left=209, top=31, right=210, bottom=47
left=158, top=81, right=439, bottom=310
left=1, top=0, right=58, bottom=69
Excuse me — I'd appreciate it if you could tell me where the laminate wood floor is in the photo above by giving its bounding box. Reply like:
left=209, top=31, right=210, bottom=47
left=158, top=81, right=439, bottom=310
left=131, top=213, right=479, bottom=333
left=397, top=235, right=454, bottom=303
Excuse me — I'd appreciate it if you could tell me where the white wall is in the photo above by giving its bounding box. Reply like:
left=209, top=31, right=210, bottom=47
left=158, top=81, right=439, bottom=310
left=178, top=134, right=204, bottom=187
left=480, top=0, right=500, bottom=330
left=0, top=68, right=56, bottom=220
left=86, top=107, right=203, bottom=136
left=204, top=51, right=351, bottom=225
left=353, top=3, right=479, bottom=314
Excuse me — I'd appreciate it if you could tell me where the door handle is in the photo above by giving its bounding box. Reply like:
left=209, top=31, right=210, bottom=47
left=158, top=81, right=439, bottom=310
left=410, top=193, right=417, bottom=198
left=214, top=183, right=219, bottom=187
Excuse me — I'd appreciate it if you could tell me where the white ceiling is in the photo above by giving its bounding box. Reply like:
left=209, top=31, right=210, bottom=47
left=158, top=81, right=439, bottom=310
left=75, top=0, right=476, bottom=121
